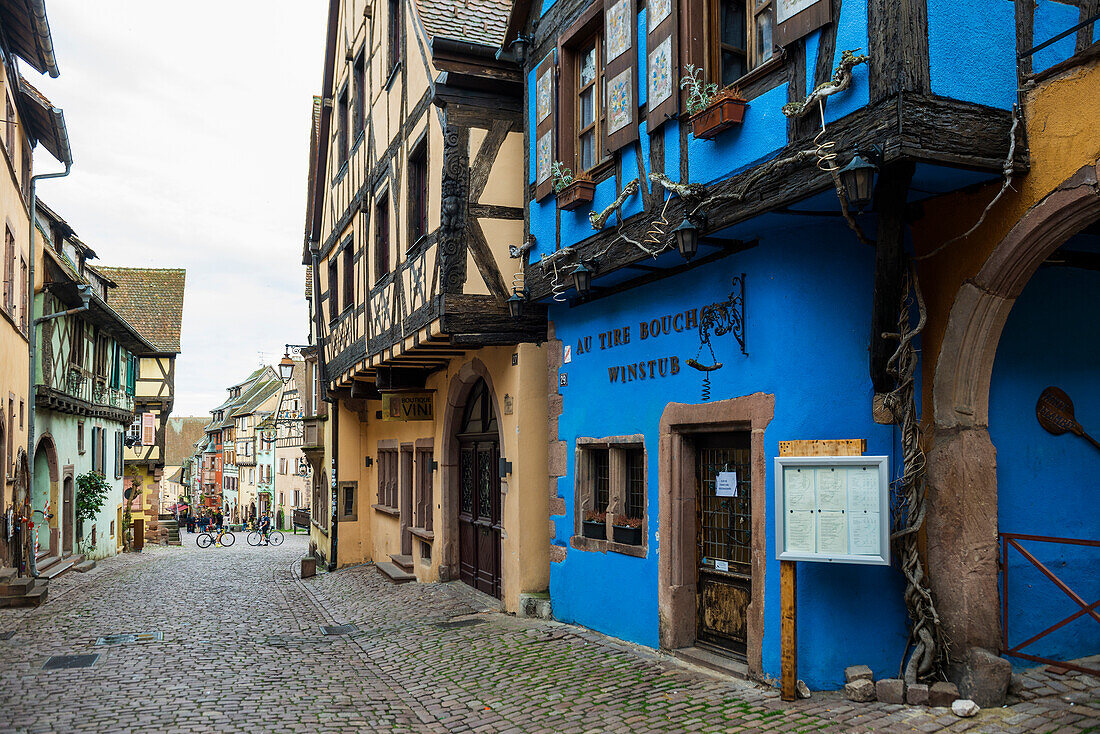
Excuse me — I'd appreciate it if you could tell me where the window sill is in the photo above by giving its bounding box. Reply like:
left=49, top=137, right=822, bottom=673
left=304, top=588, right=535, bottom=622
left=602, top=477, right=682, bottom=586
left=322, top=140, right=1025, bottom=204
left=732, top=50, right=786, bottom=98
left=340, top=513, right=357, bottom=522
left=409, top=526, right=434, bottom=541
left=372, top=503, right=400, bottom=517
left=578, top=159, right=615, bottom=186
left=569, top=534, right=646, bottom=558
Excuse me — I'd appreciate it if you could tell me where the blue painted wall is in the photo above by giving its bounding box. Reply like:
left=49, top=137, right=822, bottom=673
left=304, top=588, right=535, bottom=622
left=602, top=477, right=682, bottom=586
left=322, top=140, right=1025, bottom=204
left=549, top=220, right=910, bottom=689
left=990, top=236, right=1100, bottom=667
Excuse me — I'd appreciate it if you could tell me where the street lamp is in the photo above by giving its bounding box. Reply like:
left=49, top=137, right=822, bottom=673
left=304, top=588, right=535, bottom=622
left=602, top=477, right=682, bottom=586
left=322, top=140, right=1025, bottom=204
left=507, top=290, right=526, bottom=320
left=673, top=218, right=700, bottom=261
left=571, top=261, right=594, bottom=297
left=279, top=352, right=295, bottom=384
left=838, top=152, right=879, bottom=212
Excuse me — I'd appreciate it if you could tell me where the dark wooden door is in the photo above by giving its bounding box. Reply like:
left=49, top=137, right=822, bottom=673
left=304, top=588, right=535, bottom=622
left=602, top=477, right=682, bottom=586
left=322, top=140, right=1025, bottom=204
left=456, top=379, right=501, bottom=598
left=62, top=477, right=73, bottom=553
left=695, top=432, right=752, bottom=657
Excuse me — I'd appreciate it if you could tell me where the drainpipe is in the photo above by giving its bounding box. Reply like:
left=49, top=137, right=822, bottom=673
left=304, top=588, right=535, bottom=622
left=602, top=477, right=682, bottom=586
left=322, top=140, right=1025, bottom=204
left=328, top=393, right=338, bottom=572
left=26, top=159, right=73, bottom=576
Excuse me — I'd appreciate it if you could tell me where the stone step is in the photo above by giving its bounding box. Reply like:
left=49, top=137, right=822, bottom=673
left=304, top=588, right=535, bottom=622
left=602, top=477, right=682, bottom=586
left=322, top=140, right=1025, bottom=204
left=74, top=560, right=96, bottom=573
left=671, top=645, right=749, bottom=680
left=0, top=576, right=36, bottom=596
left=376, top=562, right=415, bottom=584
left=39, top=559, right=75, bottom=580
left=0, top=580, right=47, bottom=608
left=0, top=567, right=16, bottom=584
left=390, top=554, right=414, bottom=572
left=35, top=555, right=62, bottom=574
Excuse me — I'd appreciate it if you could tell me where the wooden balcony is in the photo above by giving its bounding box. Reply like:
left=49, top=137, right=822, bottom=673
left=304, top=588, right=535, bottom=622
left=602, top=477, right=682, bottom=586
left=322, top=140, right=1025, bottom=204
left=35, top=368, right=135, bottom=423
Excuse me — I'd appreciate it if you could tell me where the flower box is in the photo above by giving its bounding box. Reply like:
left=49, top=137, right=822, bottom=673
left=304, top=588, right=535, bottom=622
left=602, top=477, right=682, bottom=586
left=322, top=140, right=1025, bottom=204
left=581, top=520, right=606, bottom=540
left=688, top=97, right=748, bottom=140
left=557, top=179, right=596, bottom=211
left=612, top=525, right=643, bottom=546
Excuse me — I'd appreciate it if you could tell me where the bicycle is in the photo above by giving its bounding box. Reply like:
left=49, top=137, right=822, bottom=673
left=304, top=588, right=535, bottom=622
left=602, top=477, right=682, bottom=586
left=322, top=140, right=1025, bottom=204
left=196, top=528, right=235, bottom=548
left=246, top=529, right=284, bottom=547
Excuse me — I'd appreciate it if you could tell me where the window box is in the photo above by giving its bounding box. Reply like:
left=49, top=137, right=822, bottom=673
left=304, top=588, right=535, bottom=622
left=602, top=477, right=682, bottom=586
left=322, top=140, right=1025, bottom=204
left=581, top=519, right=606, bottom=540
left=612, top=524, right=642, bottom=546
left=687, top=96, right=748, bottom=140
left=556, top=178, right=596, bottom=211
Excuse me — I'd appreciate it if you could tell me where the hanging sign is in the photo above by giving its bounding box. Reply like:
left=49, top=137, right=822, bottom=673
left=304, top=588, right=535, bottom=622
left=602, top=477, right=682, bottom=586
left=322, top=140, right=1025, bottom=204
left=774, top=455, right=889, bottom=565
left=382, top=392, right=434, bottom=422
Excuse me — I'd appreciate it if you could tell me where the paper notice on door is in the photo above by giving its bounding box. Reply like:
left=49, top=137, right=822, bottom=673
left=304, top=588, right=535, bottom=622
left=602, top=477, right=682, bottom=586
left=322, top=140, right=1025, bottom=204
left=784, top=468, right=815, bottom=511
left=815, top=468, right=847, bottom=511
left=817, top=511, right=848, bottom=555
left=848, top=467, right=880, bottom=514
left=714, top=559, right=729, bottom=572
left=850, top=513, right=880, bottom=555
left=786, top=510, right=816, bottom=553
left=716, top=471, right=738, bottom=497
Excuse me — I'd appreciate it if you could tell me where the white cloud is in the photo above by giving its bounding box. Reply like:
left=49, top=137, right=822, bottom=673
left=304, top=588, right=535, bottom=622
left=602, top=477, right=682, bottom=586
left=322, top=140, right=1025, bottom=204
left=37, top=0, right=327, bottom=415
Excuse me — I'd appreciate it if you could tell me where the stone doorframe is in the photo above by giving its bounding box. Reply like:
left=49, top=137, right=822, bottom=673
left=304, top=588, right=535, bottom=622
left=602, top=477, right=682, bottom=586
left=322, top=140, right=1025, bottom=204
left=657, top=393, right=775, bottom=678
left=439, top=359, right=504, bottom=584
left=926, top=163, right=1100, bottom=697
left=33, top=433, right=60, bottom=552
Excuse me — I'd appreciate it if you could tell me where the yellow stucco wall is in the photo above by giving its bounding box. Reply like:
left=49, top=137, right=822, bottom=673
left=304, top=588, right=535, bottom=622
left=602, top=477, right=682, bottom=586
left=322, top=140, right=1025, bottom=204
left=912, top=61, right=1100, bottom=412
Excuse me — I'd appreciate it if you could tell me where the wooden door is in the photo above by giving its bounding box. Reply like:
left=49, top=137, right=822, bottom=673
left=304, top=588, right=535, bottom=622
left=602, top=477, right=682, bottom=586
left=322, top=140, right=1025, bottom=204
left=456, top=380, right=501, bottom=598
left=400, top=446, right=414, bottom=556
left=62, top=477, right=73, bottom=553
left=695, top=432, right=752, bottom=656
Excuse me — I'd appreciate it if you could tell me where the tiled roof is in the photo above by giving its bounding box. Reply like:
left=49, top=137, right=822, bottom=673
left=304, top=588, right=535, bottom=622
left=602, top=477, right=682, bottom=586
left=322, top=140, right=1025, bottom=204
left=230, top=379, right=281, bottom=418
left=414, top=0, right=510, bottom=48
left=95, top=267, right=186, bottom=353
left=164, top=417, right=208, bottom=466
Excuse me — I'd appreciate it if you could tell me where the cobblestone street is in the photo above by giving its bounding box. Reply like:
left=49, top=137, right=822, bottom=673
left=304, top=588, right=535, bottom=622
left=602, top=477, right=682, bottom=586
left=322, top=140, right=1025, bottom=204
left=0, top=536, right=1095, bottom=733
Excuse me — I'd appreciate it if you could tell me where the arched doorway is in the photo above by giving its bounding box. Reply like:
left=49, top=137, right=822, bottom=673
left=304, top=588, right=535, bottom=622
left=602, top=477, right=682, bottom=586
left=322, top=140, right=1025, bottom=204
left=454, top=378, right=502, bottom=598
left=927, top=164, right=1100, bottom=695
left=32, top=436, right=58, bottom=556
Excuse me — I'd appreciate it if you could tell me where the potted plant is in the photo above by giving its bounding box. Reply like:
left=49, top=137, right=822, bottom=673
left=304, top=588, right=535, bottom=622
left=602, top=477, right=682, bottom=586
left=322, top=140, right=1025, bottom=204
left=582, top=510, right=607, bottom=540
left=680, top=65, right=748, bottom=140
left=612, top=516, right=643, bottom=545
left=553, top=161, right=595, bottom=211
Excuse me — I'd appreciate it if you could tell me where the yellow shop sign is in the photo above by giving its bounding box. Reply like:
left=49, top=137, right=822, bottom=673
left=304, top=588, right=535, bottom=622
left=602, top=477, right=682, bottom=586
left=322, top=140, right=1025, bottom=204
left=382, top=392, right=434, bottom=421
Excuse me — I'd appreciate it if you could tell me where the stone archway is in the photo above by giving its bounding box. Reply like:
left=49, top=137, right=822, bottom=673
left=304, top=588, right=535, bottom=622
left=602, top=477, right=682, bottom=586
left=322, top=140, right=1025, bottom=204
left=32, top=434, right=60, bottom=555
left=926, top=163, right=1100, bottom=701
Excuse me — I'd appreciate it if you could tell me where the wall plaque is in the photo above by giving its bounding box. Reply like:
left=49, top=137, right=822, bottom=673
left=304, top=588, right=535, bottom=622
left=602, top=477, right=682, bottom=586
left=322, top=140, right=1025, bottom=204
left=774, top=455, right=889, bottom=565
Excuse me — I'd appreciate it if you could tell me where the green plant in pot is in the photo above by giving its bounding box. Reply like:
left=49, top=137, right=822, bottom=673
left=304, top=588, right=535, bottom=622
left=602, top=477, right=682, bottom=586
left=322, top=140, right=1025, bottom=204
left=681, top=64, right=748, bottom=140
left=552, top=161, right=596, bottom=211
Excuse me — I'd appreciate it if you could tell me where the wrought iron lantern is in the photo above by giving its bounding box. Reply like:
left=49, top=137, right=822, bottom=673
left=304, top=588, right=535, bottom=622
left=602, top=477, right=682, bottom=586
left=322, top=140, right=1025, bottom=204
left=507, top=290, right=526, bottom=320
left=571, top=261, right=594, bottom=297
left=278, top=352, right=295, bottom=384
left=672, top=217, right=699, bottom=260
left=838, top=153, right=878, bottom=211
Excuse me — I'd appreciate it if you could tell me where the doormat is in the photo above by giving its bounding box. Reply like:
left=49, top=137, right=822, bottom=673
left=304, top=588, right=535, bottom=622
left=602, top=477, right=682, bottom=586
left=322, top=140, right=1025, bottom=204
left=95, top=631, right=163, bottom=645
left=320, top=624, right=357, bottom=636
left=43, top=654, right=99, bottom=670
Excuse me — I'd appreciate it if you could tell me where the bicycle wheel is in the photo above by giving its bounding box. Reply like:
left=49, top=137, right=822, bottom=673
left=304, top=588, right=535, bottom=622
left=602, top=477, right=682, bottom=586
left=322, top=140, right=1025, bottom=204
left=247, top=531, right=261, bottom=546
left=197, top=533, right=212, bottom=549
left=220, top=531, right=235, bottom=547
left=268, top=531, right=284, bottom=547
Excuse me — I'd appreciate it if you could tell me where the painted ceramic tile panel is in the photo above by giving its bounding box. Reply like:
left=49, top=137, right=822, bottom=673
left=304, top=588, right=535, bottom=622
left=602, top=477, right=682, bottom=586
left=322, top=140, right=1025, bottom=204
left=648, top=36, right=672, bottom=108
left=536, top=69, right=552, bottom=123
left=608, top=68, right=633, bottom=134
left=650, top=0, right=671, bottom=26
left=606, top=0, right=631, bottom=63
left=778, top=0, right=818, bottom=23
left=536, top=131, right=553, bottom=184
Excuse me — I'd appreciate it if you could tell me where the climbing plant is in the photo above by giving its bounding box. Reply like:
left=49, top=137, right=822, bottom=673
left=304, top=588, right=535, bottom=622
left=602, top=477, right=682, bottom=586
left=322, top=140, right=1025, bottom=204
left=75, top=470, right=110, bottom=524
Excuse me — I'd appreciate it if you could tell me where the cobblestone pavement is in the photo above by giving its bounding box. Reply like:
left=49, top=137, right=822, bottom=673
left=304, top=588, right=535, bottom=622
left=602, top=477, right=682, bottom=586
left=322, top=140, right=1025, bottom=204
left=1, top=535, right=1097, bottom=733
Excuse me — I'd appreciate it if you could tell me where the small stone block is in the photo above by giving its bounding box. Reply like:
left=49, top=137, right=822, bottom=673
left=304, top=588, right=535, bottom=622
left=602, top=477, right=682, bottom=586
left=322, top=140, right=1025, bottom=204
left=300, top=556, right=316, bottom=579
left=845, top=664, right=874, bottom=683
left=876, top=678, right=906, bottom=704
left=952, top=699, right=980, bottom=718
left=796, top=680, right=811, bottom=699
left=929, top=681, right=959, bottom=707
left=907, top=683, right=930, bottom=705
left=845, top=678, right=876, bottom=703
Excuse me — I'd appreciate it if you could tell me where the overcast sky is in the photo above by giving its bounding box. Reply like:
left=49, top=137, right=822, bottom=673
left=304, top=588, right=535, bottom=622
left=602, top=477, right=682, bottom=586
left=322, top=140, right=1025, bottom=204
left=37, top=1, right=327, bottom=417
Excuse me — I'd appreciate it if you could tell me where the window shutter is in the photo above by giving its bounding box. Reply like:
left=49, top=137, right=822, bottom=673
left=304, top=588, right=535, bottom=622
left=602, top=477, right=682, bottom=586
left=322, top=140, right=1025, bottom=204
left=679, top=0, right=706, bottom=109
left=647, top=0, right=679, bottom=129
left=604, top=0, right=640, bottom=153
left=100, top=430, right=107, bottom=474
left=141, top=412, right=155, bottom=446
left=533, top=50, right=558, bottom=201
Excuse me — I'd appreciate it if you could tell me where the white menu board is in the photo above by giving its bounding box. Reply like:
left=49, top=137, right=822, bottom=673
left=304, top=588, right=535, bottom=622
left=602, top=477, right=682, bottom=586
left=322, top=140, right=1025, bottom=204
left=774, top=456, right=890, bottom=565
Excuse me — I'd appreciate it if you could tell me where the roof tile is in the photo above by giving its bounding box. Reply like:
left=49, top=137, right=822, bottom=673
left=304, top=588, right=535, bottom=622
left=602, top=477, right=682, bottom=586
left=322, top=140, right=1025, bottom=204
left=95, top=267, right=186, bottom=353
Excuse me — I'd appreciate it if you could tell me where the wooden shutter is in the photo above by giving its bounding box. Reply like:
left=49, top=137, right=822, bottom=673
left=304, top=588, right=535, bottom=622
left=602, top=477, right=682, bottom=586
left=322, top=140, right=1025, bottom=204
left=679, top=0, right=706, bottom=109
left=90, top=428, right=98, bottom=472
left=141, top=411, right=155, bottom=446
left=533, top=50, right=557, bottom=201
left=647, top=0, right=679, bottom=129
left=604, top=0, right=640, bottom=152
left=100, top=429, right=107, bottom=474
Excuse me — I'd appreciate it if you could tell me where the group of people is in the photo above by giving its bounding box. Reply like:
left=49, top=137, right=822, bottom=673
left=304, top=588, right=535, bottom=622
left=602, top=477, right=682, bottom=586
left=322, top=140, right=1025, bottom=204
left=182, top=510, right=223, bottom=534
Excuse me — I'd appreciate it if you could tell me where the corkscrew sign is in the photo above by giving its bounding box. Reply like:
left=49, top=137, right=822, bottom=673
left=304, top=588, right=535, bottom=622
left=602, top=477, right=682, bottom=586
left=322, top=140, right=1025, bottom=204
left=1036, top=386, right=1100, bottom=452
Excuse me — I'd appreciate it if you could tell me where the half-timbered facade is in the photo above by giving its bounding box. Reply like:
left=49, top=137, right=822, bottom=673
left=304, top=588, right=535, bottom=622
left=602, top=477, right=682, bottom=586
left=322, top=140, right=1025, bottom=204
left=96, top=266, right=185, bottom=544
left=303, top=0, right=550, bottom=610
left=507, top=0, right=1094, bottom=701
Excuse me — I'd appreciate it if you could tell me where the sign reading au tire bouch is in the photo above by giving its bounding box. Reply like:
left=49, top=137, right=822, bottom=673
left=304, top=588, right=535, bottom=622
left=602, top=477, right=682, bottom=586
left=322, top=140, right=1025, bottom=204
left=382, top=393, right=434, bottom=421
left=774, top=456, right=890, bottom=566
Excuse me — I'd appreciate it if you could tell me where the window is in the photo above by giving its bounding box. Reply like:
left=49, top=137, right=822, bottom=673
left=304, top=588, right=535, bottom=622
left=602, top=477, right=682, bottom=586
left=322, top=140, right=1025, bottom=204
left=353, top=51, right=366, bottom=140
left=708, top=0, right=775, bottom=86
left=18, top=399, right=22, bottom=429
left=78, top=421, right=85, bottom=454
left=374, top=192, right=390, bottom=281
left=114, top=431, right=123, bottom=479
left=314, top=471, right=329, bottom=530
left=377, top=447, right=398, bottom=509
left=4, top=97, right=13, bottom=157
left=19, top=257, right=26, bottom=332
left=388, top=0, right=402, bottom=73
left=328, top=259, right=339, bottom=322
left=575, top=438, right=647, bottom=549
left=21, top=138, right=30, bottom=201
left=3, top=228, right=13, bottom=315
left=340, top=481, right=357, bottom=520
left=279, top=457, right=287, bottom=475
left=414, top=445, right=433, bottom=531
left=342, top=245, right=354, bottom=311
left=336, top=84, right=349, bottom=167
left=575, top=35, right=602, bottom=172
left=407, top=140, right=427, bottom=248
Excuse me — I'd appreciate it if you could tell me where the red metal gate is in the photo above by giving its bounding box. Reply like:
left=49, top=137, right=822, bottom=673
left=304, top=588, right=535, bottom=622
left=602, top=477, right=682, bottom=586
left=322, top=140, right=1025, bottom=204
left=999, top=532, right=1100, bottom=675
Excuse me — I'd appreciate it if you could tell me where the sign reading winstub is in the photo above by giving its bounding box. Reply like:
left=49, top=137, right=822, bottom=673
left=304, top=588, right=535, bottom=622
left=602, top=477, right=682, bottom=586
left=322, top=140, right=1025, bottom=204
left=774, top=456, right=890, bottom=565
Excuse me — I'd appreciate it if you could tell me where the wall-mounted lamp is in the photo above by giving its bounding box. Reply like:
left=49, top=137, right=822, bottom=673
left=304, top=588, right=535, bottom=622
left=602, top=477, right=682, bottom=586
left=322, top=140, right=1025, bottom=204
left=509, top=34, right=533, bottom=64
left=507, top=289, right=527, bottom=320
left=838, top=147, right=881, bottom=212
left=364, top=456, right=373, bottom=468
left=498, top=458, right=512, bottom=478
left=571, top=261, right=594, bottom=297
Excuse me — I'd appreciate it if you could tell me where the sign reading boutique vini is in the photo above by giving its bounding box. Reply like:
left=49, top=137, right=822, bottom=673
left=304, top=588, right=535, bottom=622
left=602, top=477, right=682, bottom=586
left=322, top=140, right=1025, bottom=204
left=382, top=392, right=434, bottom=421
